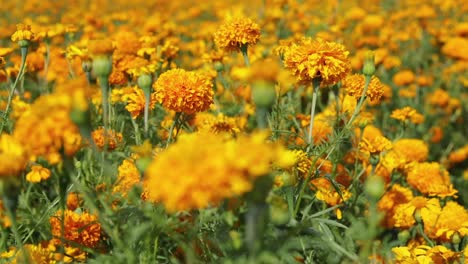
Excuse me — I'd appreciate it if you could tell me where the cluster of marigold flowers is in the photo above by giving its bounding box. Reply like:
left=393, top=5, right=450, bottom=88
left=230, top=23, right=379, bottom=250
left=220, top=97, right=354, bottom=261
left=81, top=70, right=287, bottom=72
left=0, top=0, right=466, bottom=262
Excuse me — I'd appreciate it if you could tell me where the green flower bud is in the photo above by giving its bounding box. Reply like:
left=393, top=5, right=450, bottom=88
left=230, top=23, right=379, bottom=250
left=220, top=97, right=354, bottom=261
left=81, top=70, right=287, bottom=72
left=397, top=230, right=410, bottom=244
left=214, top=61, right=224, bottom=72
left=363, top=51, right=376, bottom=77
left=92, top=56, right=112, bottom=78
left=252, top=81, right=276, bottom=108
left=82, top=59, right=92, bottom=73
left=137, top=73, right=153, bottom=89
left=365, top=175, right=385, bottom=199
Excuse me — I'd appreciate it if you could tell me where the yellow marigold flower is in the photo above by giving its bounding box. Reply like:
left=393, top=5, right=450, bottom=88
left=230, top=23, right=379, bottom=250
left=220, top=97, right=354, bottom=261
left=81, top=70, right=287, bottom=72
left=292, top=150, right=311, bottom=175
left=310, top=177, right=352, bottom=206
left=390, top=106, right=425, bottom=124
left=393, top=197, right=439, bottom=229
left=359, top=135, right=392, bottom=156
left=392, top=70, right=415, bottom=86
left=4, top=244, right=56, bottom=264
left=342, top=74, right=384, bottom=102
left=392, top=245, right=458, bottom=264
left=26, top=165, right=51, bottom=183
left=50, top=210, right=101, bottom=248
left=442, top=37, right=468, bottom=60
left=295, top=113, right=333, bottom=145
left=153, top=68, right=214, bottom=114
left=0, top=133, right=28, bottom=177
left=194, top=112, right=242, bottom=135
left=13, top=93, right=82, bottom=164
left=122, top=86, right=157, bottom=119
left=213, top=17, right=261, bottom=53
left=91, top=127, right=123, bottom=151
left=377, top=184, right=414, bottom=228
left=113, top=159, right=141, bottom=198
left=144, top=132, right=294, bottom=212
left=11, top=23, right=35, bottom=42
left=10, top=96, right=31, bottom=120
left=423, top=201, right=468, bottom=242
left=407, top=162, right=457, bottom=198
left=392, top=139, right=429, bottom=164
left=281, top=38, right=351, bottom=85
left=0, top=200, right=11, bottom=228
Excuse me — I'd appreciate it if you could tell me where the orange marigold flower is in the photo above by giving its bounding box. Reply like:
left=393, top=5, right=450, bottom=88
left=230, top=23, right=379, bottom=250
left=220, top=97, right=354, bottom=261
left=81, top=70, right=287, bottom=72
left=26, top=165, right=51, bottom=183
left=213, top=17, right=261, bottom=53
left=310, top=177, right=352, bottom=206
left=427, top=88, right=450, bottom=108
left=50, top=210, right=101, bottom=248
left=392, top=70, right=415, bottom=86
left=91, top=127, right=123, bottom=151
left=0, top=133, right=28, bottom=177
left=194, top=112, right=242, bottom=135
left=113, top=159, right=141, bottom=198
left=448, top=144, right=468, bottom=165
left=119, top=86, right=157, bottom=119
left=392, top=138, right=429, bottom=164
left=342, top=74, right=384, bottom=102
left=4, top=244, right=56, bottom=264
left=11, top=23, right=35, bottom=42
left=392, top=245, right=458, bottom=264
left=359, top=135, right=392, bottom=156
left=442, top=37, right=468, bottom=60
left=281, top=38, right=351, bottom=85
left=144, top=132, right=296, bottom=212
left=153, top=68, right=214, bottom=114
left=377, top=184, right=414, bottom=228
left=66, top=192, right=82, bottom=211
left=406, top=162, right=457, bottom=198
left=390, top=106, right=424, bottom=124
left=88, top=39, right=114, bottom=57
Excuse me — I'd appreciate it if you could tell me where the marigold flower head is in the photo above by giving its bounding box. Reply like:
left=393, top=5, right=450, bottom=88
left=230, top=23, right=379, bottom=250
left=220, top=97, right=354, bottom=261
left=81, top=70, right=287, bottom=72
left=117, top=86, right=157, bottom=119
left=342, top=74, right=384, bottom=102
left=447, top=144, right=468, bottom=165
left=50, top=210, right=101, bottom=248
left=423, top=201, right=468, bottom=242
left=144, top=132, right=295, bottom=212
left=393, top=197, right=439, bottom=229
left=442, top=37, right=468, bottom=60
left=153, top=68, right=214, bottom=114
left=88, top=39, right=114, bottom=57
left=281, top=38, right=351, bottom=85
left=13, top=93, right=81, bottom=164
left=11, top=23, right=35, bottom=43
left=113, top=159, right=141, bottom=198
left=0, top=134, right=28, bottom=177
left=26, top=165, right=51, bottom=183
left=406, top=162, right=457, bottom=198
left=427, top=88, right=450, bottom=108
left=310, top=177, right=352, bottom=206
left=392, top=139, right=429, bottom=164
left=359, top=135, right=392, bottom=156
left=377, top=184, right=414, bottom=228
left=393, top=70, right=415, bottom=86
left=390, top=106, right=424, bottom=124
left=91, top=127, right=123, bottom=151
left=194, top=112, right=242, bottom=135
left=4, top=244, right=56, bottom=264
left=213, top=17, right=261, bottom=53
left=392, top=245, right=458, bottom=264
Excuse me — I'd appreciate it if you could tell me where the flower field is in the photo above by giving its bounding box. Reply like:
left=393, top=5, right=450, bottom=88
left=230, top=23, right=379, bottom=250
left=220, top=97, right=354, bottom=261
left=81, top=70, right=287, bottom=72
left=0, top=0, right=467, bottom=263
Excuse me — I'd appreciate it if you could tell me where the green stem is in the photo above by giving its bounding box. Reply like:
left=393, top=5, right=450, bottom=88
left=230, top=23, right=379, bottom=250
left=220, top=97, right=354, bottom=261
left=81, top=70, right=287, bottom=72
left=306, top=81, right=320, bottom=151
left=0, top=47, right=28, bottom=134
left=240, top=44, right=250, bottom=67
left=98, top=77, right=110, bottom=152
left=256, top=107, right=268, bottom=129
left=166, top=112, right=181, bottom=148
left=2, top=194, right=27, bottom=262
left=143, top=87, right=151, bottom=137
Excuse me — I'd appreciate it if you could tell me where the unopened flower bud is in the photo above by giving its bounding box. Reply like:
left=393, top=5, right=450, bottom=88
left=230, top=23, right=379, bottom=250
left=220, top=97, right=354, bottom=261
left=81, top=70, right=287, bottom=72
left=214, top=61, right=224, bottom=72
left=398, top=230, right=410, bottom=244
left=365, top=175, right=385, bottom=198
left=92, top=57, right=112, bottom=78
left=252, top=81, right=276, bottom=108
left=137, top=73, right=153, bottom=89
left=363, top=51, right=376, bottom=76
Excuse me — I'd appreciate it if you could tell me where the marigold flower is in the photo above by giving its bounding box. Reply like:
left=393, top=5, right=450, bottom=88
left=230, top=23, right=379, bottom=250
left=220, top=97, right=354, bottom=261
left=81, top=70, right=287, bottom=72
left=66, top=192, right=82, bottom=211
left=153, top=68, right=214, bottom=114
left=392, top=245, right=458, bottom=264
left=194, top=112, right=242, bottom=134
left=281, top=38, right=351, bottom=85
left=13, top=93, right=82, bottom=164
left=427, top=88, right=450, bottom=108
left=359, top=135, right=392, bottom=156
left=213, top=17, right=261, bottom=53
left=407, top=162, right=457, bottom=198
left=393, top=197, right=439, bottom=229
left=117, top=86, right=157, bottom=119
left=310, top=177, right=352, bottom=206
left=113, top=159, right=141, bottom=198
left=4, top=244, right=56, bottom=264
left=144, top=132, right=295, bottom=212
left=11, top=23, right=35, bottom=42
left=0, top=133, right=28, bottom=177
left=390, top=106, right=425, bottom=124
left=392, top=139, right=429, bottom=164
left=50, top=210, right=101, bottom=248
left=423, top=201, right=468, bottom=242
left=392, top=70, right=415, bottom=86
left=377, top=184, right=414, bottom=228
left=88, top=39, right=114, bottom=57
left=26, top=165, right=51, bottom=183
left=448, top=145, right=468, bottom=165
left=91, top=127, right=123, bottom=151
left=442, top=37, right=468, bottom=60
left=342, top=74, right=384, bottom=102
